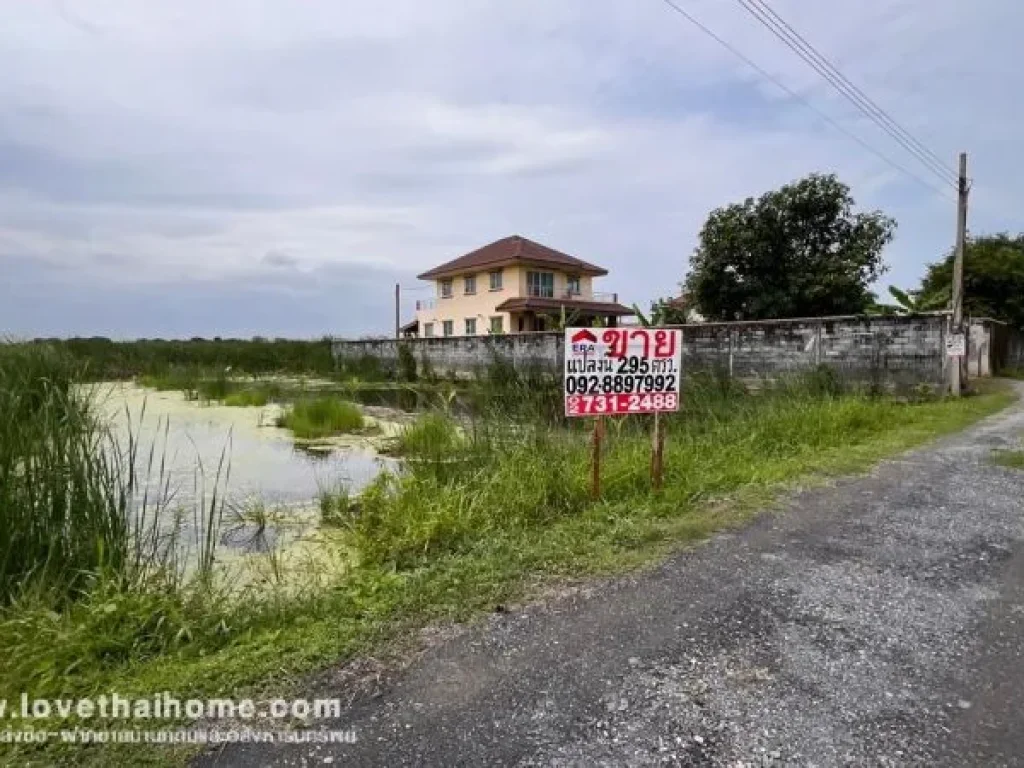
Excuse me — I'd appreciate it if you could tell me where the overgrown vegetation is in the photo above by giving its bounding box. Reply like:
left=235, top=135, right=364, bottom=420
left=0, top=344, right=1016, bottom=766
left=277, top=397, right=365, bottom=438
left=0, top=344, right=230, bottom=712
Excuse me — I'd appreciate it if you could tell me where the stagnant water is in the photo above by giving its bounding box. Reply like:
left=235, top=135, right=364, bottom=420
left=92, top=382, right=394, bottom=512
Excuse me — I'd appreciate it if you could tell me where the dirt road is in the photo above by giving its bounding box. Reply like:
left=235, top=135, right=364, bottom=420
left=200, top=383, right=1024, bottom=766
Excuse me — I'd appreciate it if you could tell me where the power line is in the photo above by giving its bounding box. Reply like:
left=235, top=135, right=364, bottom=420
left=738, top=0, right=957, bottom=183
left=655, top=0, right=955, bottom=201
left=735, top=0, right=957, bottom=187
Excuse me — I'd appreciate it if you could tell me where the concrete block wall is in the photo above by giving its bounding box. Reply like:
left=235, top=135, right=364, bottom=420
left=333, top=314, right=960, bottom=390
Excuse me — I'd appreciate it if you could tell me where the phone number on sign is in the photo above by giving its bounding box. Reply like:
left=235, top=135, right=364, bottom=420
left=566, top=392, right=679, bottom=415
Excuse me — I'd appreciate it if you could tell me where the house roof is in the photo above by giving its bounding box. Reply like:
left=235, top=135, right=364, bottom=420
left=417, top=235, right=608, bottom=280
left=494, top=296, right=634, bottom=316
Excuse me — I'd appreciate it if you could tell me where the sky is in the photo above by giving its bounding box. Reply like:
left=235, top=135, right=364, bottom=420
left=0, top=0, right=1020, bottom=339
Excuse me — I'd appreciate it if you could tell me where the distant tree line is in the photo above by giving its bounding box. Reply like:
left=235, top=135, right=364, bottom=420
left=16, top=337, right=337, bottom=379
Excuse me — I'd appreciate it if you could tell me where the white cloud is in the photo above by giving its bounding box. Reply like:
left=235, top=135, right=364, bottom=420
left=0, top=0, right=1019, bottom=336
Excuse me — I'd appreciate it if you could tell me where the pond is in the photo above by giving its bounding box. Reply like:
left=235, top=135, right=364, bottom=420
left=88, top=382, right=401, bottom=573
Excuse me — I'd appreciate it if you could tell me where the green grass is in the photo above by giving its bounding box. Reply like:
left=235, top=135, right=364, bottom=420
left=389, top=411, right=465, bottom=457
left=0, top=360, right=1015, bottom=766
left=221, top=383, right=284, bottom=407
left=276, top=397, right=365, bottom=439
left=992, top=449, right=1024, bottom=469
left=222, top=389, right=270, bottom=407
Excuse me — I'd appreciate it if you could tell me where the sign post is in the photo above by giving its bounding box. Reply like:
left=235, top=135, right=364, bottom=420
left=591, top=417, right=604, bottom=500
left=650, top=411, right=665, bottom=490
left=564, top=327, right=683, bottom=493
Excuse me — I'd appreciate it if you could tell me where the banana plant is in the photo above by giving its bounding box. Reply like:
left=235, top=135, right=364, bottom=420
left=886, top=285, right=950, bottom=314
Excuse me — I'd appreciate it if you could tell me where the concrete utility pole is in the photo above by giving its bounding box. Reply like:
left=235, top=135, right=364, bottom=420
left=395, top=283, right=401, bottom=340
left=950, top=152, right=969, bottom=396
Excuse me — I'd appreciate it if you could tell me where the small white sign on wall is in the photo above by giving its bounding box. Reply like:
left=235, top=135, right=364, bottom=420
left=945, top=332, right=966, bottom=357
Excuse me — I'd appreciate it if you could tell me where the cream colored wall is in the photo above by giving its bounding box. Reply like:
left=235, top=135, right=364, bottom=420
left=415, top=266, right=521, bottom=337
left=414, top=265, right=598, bottom=336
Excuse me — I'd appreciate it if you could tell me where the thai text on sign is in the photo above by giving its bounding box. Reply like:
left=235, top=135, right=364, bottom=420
left=563, top=327, right=683, bottom=416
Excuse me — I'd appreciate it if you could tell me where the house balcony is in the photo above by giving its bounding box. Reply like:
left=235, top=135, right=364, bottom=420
left=527, top=289, right=620, bottom=303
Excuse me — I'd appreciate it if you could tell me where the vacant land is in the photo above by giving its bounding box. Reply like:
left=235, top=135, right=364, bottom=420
left=0, top=340, right=1016, bottom=766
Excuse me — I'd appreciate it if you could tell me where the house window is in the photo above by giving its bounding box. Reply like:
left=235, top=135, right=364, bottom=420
left=424, top=322, right=434, bottom=338
left=526, top=271, right=554, bottom=298
left=465, top=318, right=477, bottom=335
left=489, top=270, right=503, bottom=291
left=440, top=279, right=453, bottom=298
left=442, top=320, right=454, bottom=337
left=566, top=275, right=581, bottom=295
left=464, top=275, right=476, bottom=295
left=489, top=316, right=503, bottom=334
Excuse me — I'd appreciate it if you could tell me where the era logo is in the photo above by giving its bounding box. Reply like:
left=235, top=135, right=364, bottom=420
left=570, top=329, right=597, bottom=356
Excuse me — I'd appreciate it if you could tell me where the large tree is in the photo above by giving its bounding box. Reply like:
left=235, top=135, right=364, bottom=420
left=918, top=233, right=1024, bottom=328
left=685, top=174, right=896, bottom=320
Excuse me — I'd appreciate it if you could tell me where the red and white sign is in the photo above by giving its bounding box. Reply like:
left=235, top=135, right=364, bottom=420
left=564, top=327, right=683, bottom=416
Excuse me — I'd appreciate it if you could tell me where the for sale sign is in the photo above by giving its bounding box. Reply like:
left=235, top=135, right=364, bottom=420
left=564, top=327, right=683, bottom=416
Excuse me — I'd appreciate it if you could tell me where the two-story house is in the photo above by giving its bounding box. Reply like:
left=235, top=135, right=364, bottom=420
left=406, top=235, right=634, bottom=337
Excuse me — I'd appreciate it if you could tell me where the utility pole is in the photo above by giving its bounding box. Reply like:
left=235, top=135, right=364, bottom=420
left=950, top=152, right=969, bottom=396
left=394, top=283, right=401, bottom=340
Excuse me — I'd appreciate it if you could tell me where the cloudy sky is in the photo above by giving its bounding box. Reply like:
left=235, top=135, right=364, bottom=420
left=0, top=0, right=1019, bottom=338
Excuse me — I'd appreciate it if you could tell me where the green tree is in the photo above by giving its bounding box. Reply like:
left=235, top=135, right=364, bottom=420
left=685, top=174, right=896, bottom=320
left=918, top=233, right=1024, bottom=327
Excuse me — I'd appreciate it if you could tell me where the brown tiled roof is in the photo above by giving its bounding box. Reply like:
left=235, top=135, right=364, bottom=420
left=417, top=235, right=608, bottom=280
left=495, top=296, right=634, bottom=316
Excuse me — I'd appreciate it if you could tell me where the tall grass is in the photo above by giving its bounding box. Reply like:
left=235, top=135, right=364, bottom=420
left=347, top=370, right=979, bottom=570
left=0, top=346, right=132, bottom=604
left=0, top=346, right=232, bottom=606
left=277, top=397, right=364, bottom=439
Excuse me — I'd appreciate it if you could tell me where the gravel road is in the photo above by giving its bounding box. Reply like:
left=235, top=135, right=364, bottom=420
left=199, top=383, right=1024, bottom=767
